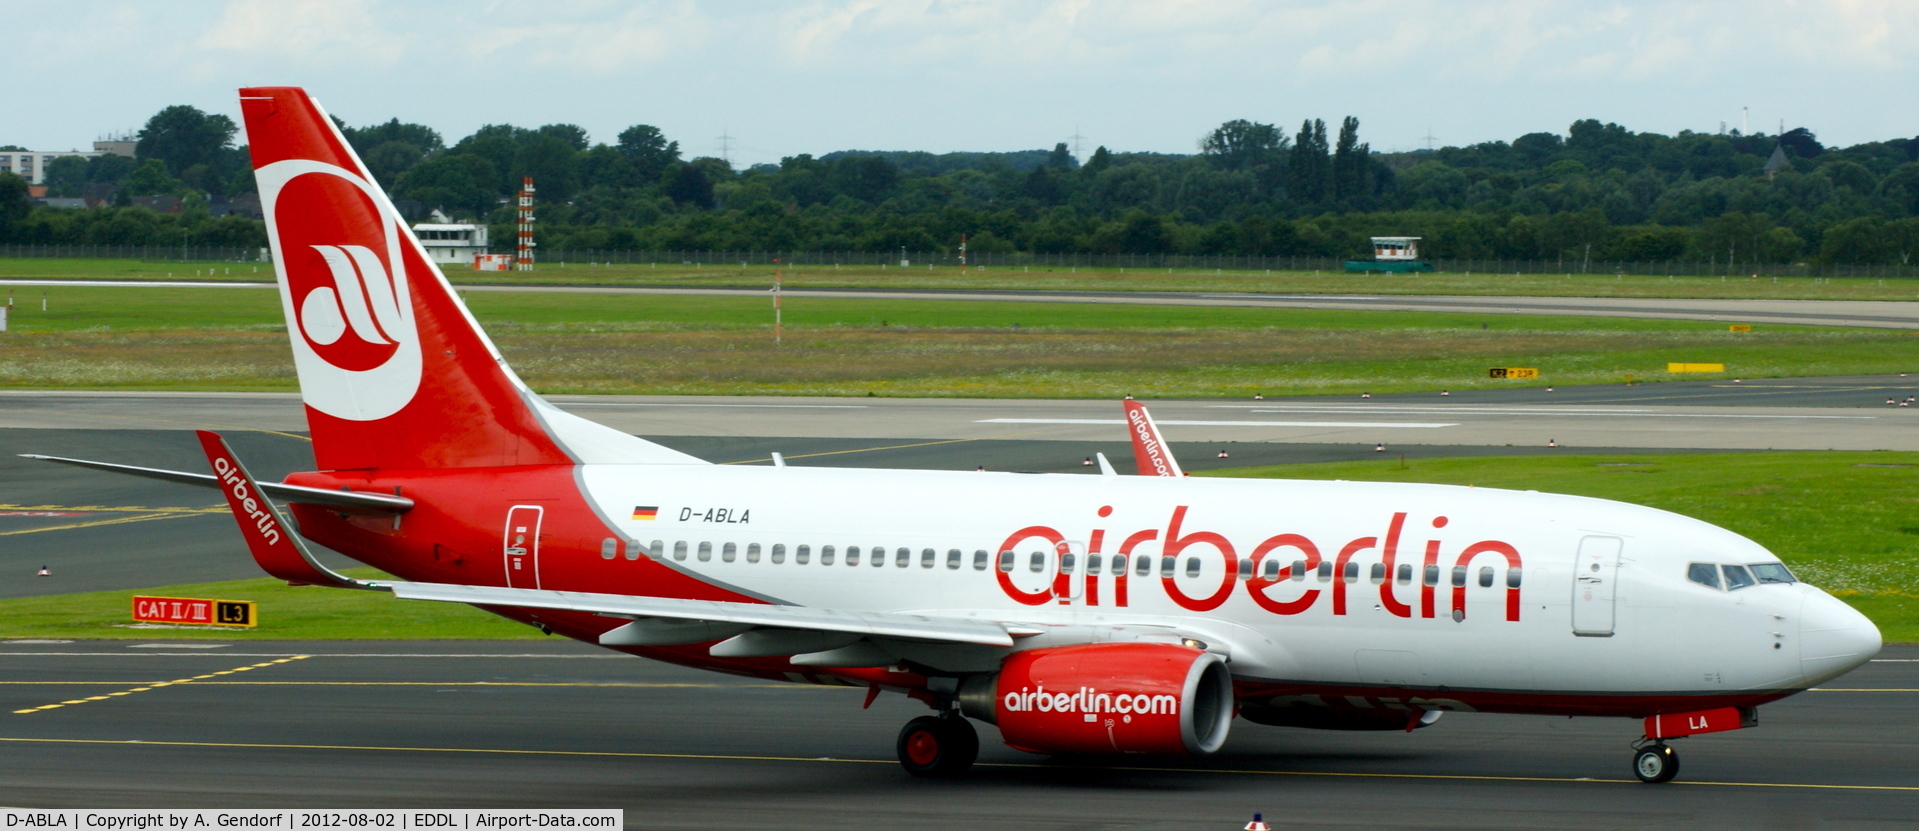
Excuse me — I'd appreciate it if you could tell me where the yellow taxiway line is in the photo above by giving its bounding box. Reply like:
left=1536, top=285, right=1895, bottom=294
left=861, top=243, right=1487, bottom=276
left=10, top=656, right=308, bottom=714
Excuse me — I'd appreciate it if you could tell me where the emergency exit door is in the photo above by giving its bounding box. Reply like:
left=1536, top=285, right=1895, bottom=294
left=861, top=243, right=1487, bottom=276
left=1572, top=535, right=1622, bottom=636
left=503, top=505, right=543, bottom=589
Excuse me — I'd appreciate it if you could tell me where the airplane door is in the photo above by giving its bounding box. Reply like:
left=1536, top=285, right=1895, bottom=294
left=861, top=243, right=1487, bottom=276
left=503, top=505, right=544, bottom=589
left=1572, top=535, right=1622, bottom=636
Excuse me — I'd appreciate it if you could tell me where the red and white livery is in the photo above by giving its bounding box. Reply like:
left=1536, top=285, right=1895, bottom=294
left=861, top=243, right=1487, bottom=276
left=33, top=88, right=1881, bottom=784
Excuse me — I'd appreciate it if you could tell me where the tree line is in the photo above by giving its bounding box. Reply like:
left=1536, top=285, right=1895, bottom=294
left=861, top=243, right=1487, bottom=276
left=3, top=103, right=1918, bottom=267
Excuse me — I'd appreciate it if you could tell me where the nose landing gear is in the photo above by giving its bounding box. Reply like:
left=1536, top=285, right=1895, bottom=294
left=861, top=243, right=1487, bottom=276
left=1631, top=740, right=1679, bottom=784
left=897, top=715, right=979, bottom=777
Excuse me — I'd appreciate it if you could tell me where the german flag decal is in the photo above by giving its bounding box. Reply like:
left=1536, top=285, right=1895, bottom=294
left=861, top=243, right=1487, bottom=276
left=631, top=506, right=659, bottom=521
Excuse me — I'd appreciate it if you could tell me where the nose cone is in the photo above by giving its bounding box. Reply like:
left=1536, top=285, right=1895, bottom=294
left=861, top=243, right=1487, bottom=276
left=1799, top=588, right=1882, bottom=686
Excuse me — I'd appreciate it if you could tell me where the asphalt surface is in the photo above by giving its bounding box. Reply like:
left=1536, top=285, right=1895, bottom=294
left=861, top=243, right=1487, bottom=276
left=9, top=278, right=1919, bottom=330
left=9, top=376, right=1919, bottom=598
left=0, top=640, right=1912, bottom=827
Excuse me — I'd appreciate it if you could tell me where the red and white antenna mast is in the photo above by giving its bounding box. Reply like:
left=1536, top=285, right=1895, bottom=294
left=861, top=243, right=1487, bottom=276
left=515, top=176, right=536, bottom=271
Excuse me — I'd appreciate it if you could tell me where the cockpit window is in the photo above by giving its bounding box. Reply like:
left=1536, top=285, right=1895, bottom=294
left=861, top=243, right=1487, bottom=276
left=1750, top=563, right=1796, bottom=584
left=1721, top=564, right=1756, bottom=591
left=1686, top=562, right=1721, bottom=589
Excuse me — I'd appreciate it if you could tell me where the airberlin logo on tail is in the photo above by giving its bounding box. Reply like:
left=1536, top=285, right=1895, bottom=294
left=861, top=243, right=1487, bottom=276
left=256, top=158, right=423, bottom=421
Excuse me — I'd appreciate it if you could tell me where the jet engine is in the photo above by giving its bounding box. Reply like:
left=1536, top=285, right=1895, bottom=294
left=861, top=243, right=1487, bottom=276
left=958, top=643, right=1234, bottom=756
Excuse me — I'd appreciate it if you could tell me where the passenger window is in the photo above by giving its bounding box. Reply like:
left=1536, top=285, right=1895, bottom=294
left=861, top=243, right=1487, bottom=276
left=1397, top=563, right=1412, bottom=585
left=1290, top=560, right=1306, bottom=581
left=1088, top=554, right=1103, bottom=575
left=1722, top=565, right=1756, bottom=591
left=1135, top=554, right=1152, bottom=577
left=722, top=542, right=737, bottom=563
left=1686, top=562, right=1720, bottom=589
left=1450, top=565, right=1465, bottom=587
left=998, top=551, right=1015, bottom=573
left=1160, top=555, right=1176, bottom=578
left=1316, top=561, right=1332, bottom=581
left=896, top=547, right=911, bottom=568
left=673, top=541, right=688, bottom=561
left=647, top=540, right=662, bottom=561
left=746, top=543, right=761, bottom=564
left=1478, top=566, right=1494, bottom=588
left=795, top=545, right=810, bottom=565
left=946, top=549, right=961, bottom=570
left=974, top=550, right=989, bottom=571
left=820, top=545, right=835, bottom=566
left=1344, top=562, right=1360, bottom=584
left=1370, top=563, right=1386, bottom=584
left=921, top=548, right=935, bottom=568
left=1507, top=568, right=1523, bottom=588
left=1423, top=564, right=1439, bottom=586
left=1236, top=558, right=1251, bottom=580
left=846, top=546, right=860, bottom=566
left=1184, top=557, right=1201, bottom=578
left=874, top=545, right=887, bottom=566
left=697, top=541, right=712, bottom=562
left=1026, top=551, right=1044, bottom=572
left=600, top=538, right=617, bottom=560
left=1750, top=563, right=1796, bottom=584
left=770, top=544, right=786, bottom=564
left=1263, top=559, right=1281, bottom=580
left=626, top=539, right=643, bottom=561
left=1061, top=553, right=1078, bottom=573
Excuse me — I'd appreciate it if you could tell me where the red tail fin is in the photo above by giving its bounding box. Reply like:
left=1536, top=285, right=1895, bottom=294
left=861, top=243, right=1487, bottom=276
left=239, top=87, right=699, bottom=471
left=1122, top=400, right=1183, bottom=477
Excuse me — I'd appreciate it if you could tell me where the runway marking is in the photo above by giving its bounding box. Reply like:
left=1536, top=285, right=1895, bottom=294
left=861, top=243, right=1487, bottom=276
left=1223, top=405, right=1877, bottom=420
left=1811, top=688, right=1919, bottom=692
left=560, top=403, right=869, bottom=410
left=718, top=432, right=1046, bottom=465
left=978, top=418, right=1458, bottom=428
left=0, top=736, right=1912, bottom=792
left=0, top=504, right=227, bottom=514
left=0, top=511, right=208, bottom=537
left=11, top=656, right=308, bottom=715
left=0, top=682, right=825, bottom=689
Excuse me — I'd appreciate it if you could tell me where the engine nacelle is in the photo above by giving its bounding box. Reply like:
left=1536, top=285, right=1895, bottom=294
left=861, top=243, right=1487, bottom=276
left=958, top=643, right=1234, bottom=756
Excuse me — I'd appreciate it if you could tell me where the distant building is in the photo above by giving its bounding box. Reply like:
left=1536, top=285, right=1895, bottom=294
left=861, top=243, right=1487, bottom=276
left=129, top=195, right=184, bottom=214
left=210, top=193, right=263, bottom=220
left=93, top=139, right=136, bottom=157
left=1764, top=145, right=1790, bottom=180
left=0, top=149, right=103, bottom=185
left=34, top=197, right=88, bottom=209
left=412, top=212, right=489, bottom=265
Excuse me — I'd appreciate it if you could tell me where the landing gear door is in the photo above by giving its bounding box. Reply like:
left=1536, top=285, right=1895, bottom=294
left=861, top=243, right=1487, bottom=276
left=1572, top=535, right=1622, bottom=636
left=504, top=505, right=544, bottom=589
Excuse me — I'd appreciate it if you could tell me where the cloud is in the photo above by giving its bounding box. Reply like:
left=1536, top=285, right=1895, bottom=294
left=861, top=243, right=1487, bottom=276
left=196, top=0, right=405, bottom=65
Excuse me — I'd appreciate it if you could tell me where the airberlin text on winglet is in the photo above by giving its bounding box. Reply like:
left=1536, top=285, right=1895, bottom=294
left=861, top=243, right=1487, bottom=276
left=210, top=456, right=283, bottom=546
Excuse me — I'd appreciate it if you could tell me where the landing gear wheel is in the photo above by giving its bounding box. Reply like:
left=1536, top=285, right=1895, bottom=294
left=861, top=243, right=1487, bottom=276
left=1633, top=744, right=1679, bottom=784
left=896, top=715, right=978, bottom=777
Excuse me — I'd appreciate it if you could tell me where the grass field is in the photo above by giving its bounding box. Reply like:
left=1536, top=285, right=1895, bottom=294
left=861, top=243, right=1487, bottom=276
left=1202, top=451, right=1919, bottom=642
left=3, top=285, right=1916, bottom=397
left=4, top=256, right=1918, bottom=301
left=0, top=569, right=543, bottom=640
left=0, top=452, right=1909, bottom=641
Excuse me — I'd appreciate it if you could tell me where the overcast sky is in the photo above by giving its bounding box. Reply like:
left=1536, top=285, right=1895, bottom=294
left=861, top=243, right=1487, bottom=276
left=9, top=0, right=1918, bottom=166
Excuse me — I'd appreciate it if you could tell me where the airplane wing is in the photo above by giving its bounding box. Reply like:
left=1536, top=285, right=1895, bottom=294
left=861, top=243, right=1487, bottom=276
left=21, top=453, right=413, bottom=515
left=1123, top=400, right=1184, bottom=476
left=388, top=582, right=1034, bottom=648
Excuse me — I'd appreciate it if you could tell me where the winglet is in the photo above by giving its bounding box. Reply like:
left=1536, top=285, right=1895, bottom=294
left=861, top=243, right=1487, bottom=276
left=195, top=430, right=385, bottom=590
left=1122, top=400, right=1183, bottom=477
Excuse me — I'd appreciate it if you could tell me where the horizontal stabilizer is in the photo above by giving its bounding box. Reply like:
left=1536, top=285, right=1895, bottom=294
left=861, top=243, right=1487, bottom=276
left=20, top=454, right=414, bottom=515
left=195, top=431, right=385, bottom=590
left=388, top=582, right=1025, bottom=648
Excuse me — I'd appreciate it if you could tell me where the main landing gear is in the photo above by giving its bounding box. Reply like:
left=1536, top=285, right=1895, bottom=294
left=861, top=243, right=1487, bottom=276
left=897, top=715, right=979, bottom=777
left=1631, top=740, right=1679, bottom=784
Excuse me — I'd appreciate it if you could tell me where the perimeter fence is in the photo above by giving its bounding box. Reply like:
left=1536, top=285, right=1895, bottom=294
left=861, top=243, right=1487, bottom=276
left=3, top=243, right=1914, bottom=279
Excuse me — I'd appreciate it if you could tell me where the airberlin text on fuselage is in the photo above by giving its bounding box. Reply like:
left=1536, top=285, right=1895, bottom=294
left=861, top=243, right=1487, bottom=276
left=996, top=506, right=1525, bottom=622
